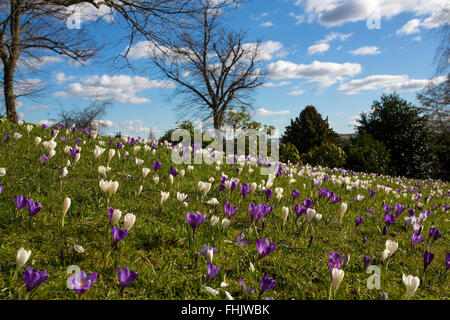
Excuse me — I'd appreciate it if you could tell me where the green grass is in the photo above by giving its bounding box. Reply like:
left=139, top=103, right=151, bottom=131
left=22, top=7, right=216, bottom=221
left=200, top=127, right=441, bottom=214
left=0, top=119, right=448, bottom=300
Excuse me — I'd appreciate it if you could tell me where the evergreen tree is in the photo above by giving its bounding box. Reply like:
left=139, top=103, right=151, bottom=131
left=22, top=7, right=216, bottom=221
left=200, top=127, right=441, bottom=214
left=281, top=105, right=338, bottom=155
left=357, top=94, right=435, bottom=179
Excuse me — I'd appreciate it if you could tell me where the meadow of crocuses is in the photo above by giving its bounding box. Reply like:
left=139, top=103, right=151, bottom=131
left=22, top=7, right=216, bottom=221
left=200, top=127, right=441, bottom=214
left=0, top=118, right=448, bottom=300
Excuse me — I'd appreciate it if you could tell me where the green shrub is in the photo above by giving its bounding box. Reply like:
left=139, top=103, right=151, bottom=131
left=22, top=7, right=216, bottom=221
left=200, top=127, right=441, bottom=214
left=301, top=143, right=346, bottom=168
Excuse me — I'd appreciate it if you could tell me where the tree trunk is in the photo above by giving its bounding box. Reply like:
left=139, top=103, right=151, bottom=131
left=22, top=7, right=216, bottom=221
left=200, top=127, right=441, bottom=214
left=3, top=63, right=18, bottom=123
left=213, top=111, right=221, bottom=130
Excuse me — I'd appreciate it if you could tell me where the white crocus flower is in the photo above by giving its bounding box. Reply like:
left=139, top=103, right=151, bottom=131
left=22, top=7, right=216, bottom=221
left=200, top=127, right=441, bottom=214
left=339, top=202, right=347, bottom=224
left=282, top=207, right=289, bottom=225
left=62, top=197, right=71, bottom=227
left=16, top=248, right=31, bottom=270
left=160, top=191, right=170, bottom=204
left=111, top=209, right=122, bottom=225
left=207, top=198, right=219, bottom=206
left=142, top=168, right=150, bottom=179
left=34, top=137, right=42, bottom=146
left=221, top=218, right=230, bottom=230
left=123, top=213, right=136, bottom=231
left=402, top=274, right=420, bottom=299
left=331, top=268, right=345, bottom=292
left=211, top=215, right=220, bottom=227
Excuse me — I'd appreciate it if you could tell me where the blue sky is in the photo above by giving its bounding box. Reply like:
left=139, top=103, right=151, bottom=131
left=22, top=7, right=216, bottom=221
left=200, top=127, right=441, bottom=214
left=9, top=0, right=448, bottom=138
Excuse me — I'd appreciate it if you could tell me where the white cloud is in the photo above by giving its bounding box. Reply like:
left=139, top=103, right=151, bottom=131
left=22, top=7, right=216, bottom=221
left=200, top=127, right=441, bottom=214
left=127, top=40, right=284, bottom=63
left=307, top=43, right=330, bottom=55
left=349, top=46, right=381, bottom=55
left=243, top=41, right=284, bottom=61
left=253, top=108, right=291, bottom=116
left=262, top=81, right=291, bottom=87
left=300, top=0, right=448, bottom=30
left=67, top=1, right=115, bottom=23
left=397, top=10, right=449, bottom=36
left=287, top=88, right=305, bottom=96
left=288, top=12, right=305, bottom=25
left=339, top=74, right=446, bottom=94
left=266, top=60, right=362, bottom=88
left=54, top=74, right=175, bottom=104
left=55, top=72, right=76, bottom=85
left=260, top=21, right=274, bottom=27
left=396, top=19, right=421, bottom=35
left=319, top=32, right=353, bottom=43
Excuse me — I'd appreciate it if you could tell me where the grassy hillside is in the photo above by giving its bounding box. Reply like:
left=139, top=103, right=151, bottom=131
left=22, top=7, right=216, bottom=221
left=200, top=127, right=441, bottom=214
left=0, top=119, right=448, bottom=300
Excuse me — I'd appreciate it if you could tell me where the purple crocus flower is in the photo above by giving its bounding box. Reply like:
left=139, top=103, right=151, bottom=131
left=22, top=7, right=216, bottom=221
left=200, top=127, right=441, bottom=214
left=111, top=226, right=129, bottom=245
left=328, top=252, right=344, bottom=278
left=294, top=205, right=307, bottom=220
left=423, top=251, right=434, bottom=272
left=41, top=124, right=48, bottom=130
left=170, top=166, right=178, bottom=177
left=74, top=137, right=81, bottom=145
left=240, top=182, right=252, bottom=199
left=0, top=184, right=3, bottom=194
left=40, top=154, right=48, bottom=165
left=362, top=237, right=367, bottom=245
left=303, top=198, right=314, bottom=208
left=4, top=134, right=11, bottom=143
left=259, top=275, right=276, bottom=298
left=249, top=203, right=273, bottom=223
left=355, top=216, right=363, bottom=227
left=67, top=271, right=97, bottom=295
left=384, top=213, right=396, bottom=226
left=233, top=232, right=251, bottom=246
left=117, top=267, right=138, bottom=292
left=152, top=161, right=161, bottom=173
left=256, top=238, right=276, bottom=259
left=292, top=189, right=301, bottom=201
left=206, top=262, right=220, bottom=281
left=186, top=212, right=206, bottom=239
left=428, top=227, right=442, bottom=242
left=23, top=267, right=48, bottom=292
left=69, top=148, right=79, bottom=160
left=27, top=199, right=42, bottom=217
left=224, top=202, right=238, bottom=219
left=197, top=244, right=217, bottom=257
left=411, top=233, right=425, bottom=245
left=265, top=188, right=273, bottom=201
left=409, top=209, right=416, bottom=216
left=219, top=183, right=226, bottom=191
left=369, top=190, right=376, bottom=197
left=395, top=204, right=406, bottom=216
left=331, top=194, right=342, bottom=204
left=384, top=205, right=393, bottom=214
left=230, top=180, right=238, bottom=192
left=239, top=279, right=255, bottom=294
left=15, top=195, right=28, bottom=211
left=364, top=256, right=371, bottom=270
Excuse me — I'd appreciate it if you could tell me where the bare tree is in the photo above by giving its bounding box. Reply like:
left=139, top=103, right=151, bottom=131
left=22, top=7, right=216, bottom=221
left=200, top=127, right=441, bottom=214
left=0, top=0, right=99, bottom=123
left=1, top=0, right=225, bottom=123
left=148, top=0, right=264, bottom=130
left=52, top=100, right=111, bottom=131
left=417, top=74, right=450, bottom=135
